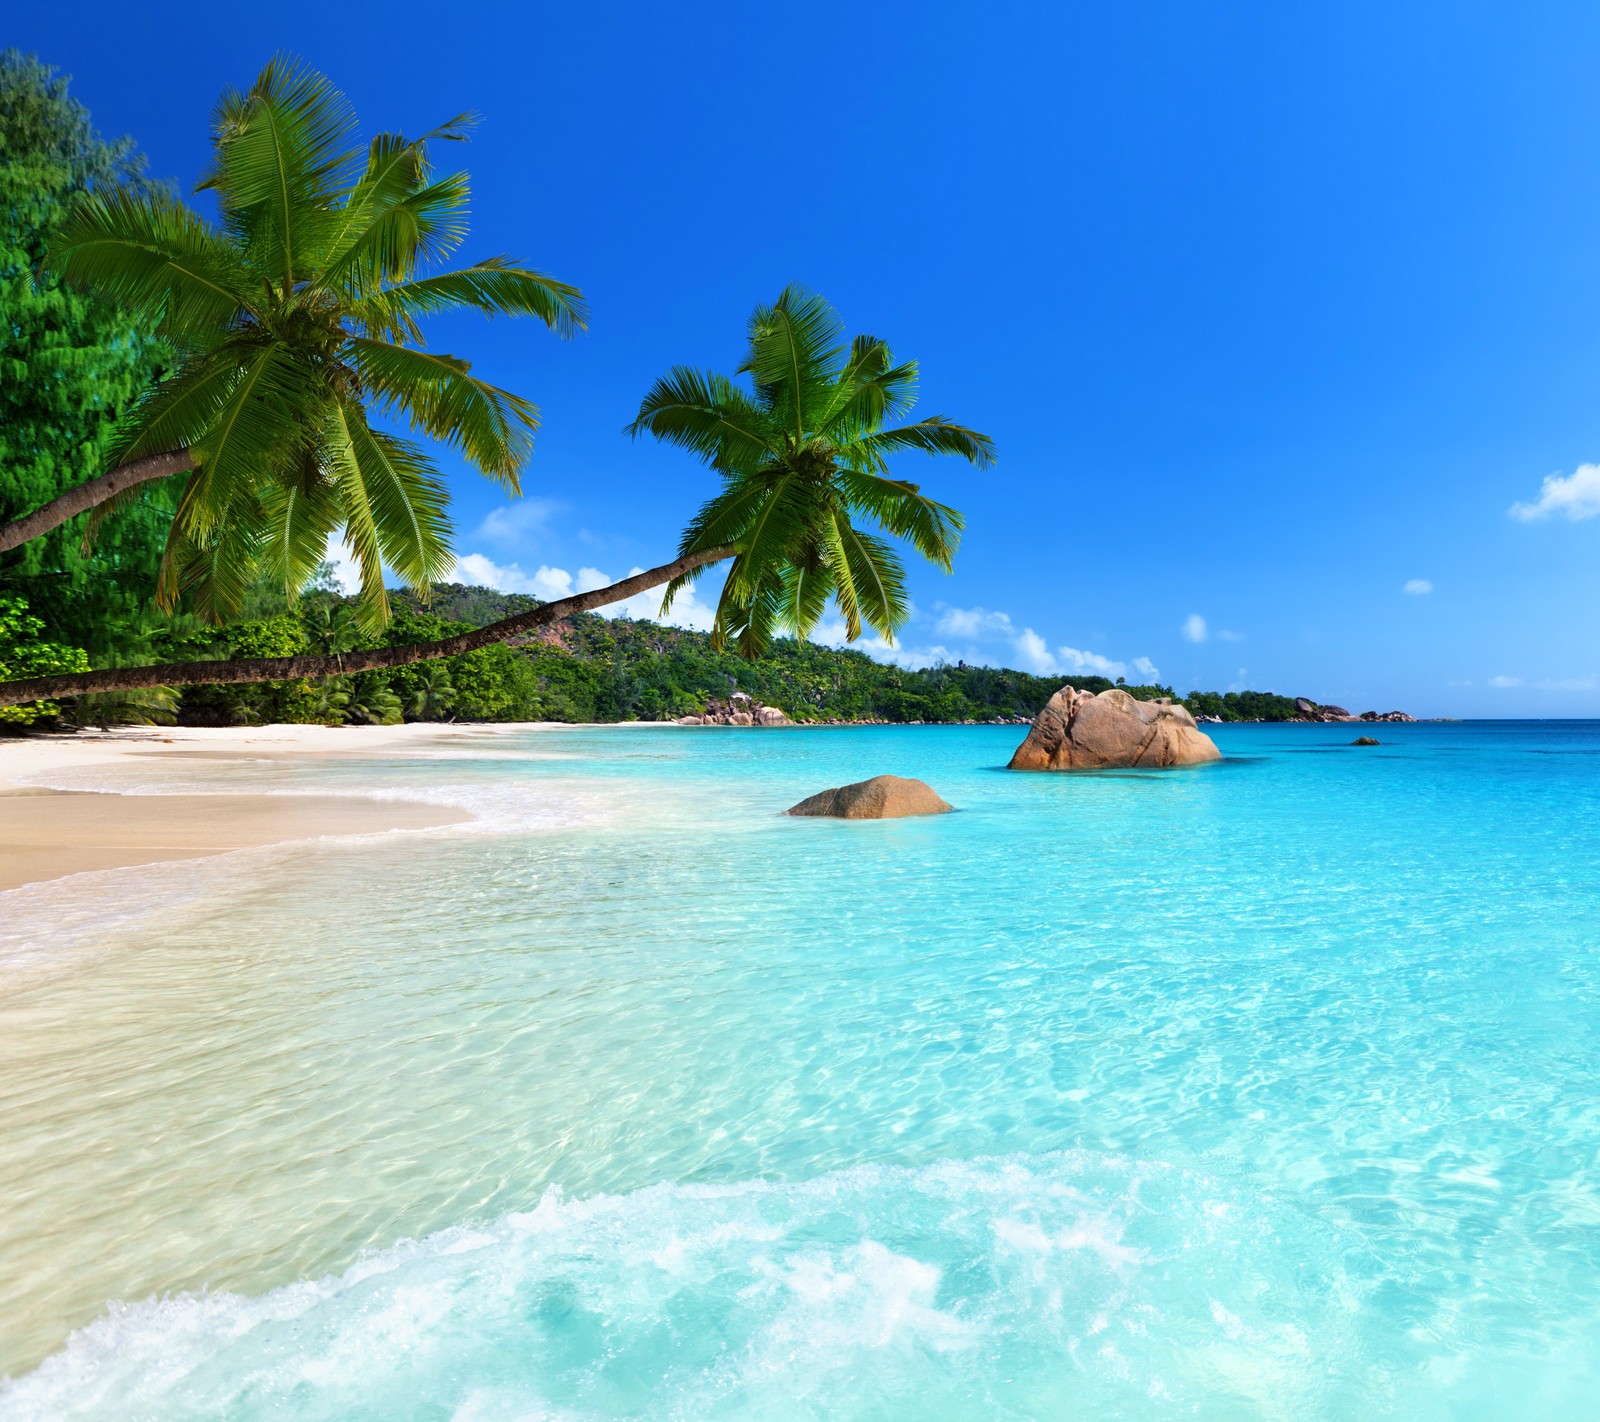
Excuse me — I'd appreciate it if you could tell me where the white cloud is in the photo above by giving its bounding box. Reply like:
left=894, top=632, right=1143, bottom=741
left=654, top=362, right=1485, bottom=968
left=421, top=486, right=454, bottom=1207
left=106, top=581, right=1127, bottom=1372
left=1536, top=675, right=1598, bottom=691
left=1182, top=613, right=1208, bottom=643
left=453, top=553, right=582, bottom=603
left=321, top=534, right=363, bottom=594
left=1012, top=627, right=1054, bottom=674
left=935, top=606, right=1017, bottom=639
left=1509, top=464, right=1600, bottom=522
left=472, top=498, right=562, bottom=549
left=599, top=567, right=720, bottom=631
left=929, top=602, right=1155, bottom=683
left=812, top=619, right=952, bottom=670
left=1489, top=675, right=1523, bottom=688
left=1216, top=628, right=1244, bottom=642
left=1403, top=578, right=1434, bottom=595
left=450, top=553, right=720, bottom=632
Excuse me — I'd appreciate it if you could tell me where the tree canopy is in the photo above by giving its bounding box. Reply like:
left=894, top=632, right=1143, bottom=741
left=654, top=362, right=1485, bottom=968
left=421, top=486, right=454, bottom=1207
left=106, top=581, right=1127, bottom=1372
left=629, top=286, right=994, bottom=656
left=16, top=55, right=584, bottom=632
left=0, top=50, right=172, bottom=655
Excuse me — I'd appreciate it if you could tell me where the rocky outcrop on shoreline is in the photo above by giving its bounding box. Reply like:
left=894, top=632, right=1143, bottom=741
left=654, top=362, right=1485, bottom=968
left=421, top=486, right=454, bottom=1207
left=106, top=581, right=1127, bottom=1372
left=1293, top=698, right=1415, bottom=724
left=1008, top=686, right=1222, bottom=771
left=677, top=692, right=789, bottom=727
left=786, top=775, right=953, bottom=819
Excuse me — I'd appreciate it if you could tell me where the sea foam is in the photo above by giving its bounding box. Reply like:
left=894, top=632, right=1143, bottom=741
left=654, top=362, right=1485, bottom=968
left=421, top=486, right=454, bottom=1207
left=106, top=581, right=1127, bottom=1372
left=0, top=1152, right=1369, bottom=1421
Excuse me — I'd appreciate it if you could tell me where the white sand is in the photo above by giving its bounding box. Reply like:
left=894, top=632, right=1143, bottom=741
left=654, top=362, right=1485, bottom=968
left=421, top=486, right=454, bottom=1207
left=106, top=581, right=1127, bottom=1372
left=0, top=723, right=506, bottom=892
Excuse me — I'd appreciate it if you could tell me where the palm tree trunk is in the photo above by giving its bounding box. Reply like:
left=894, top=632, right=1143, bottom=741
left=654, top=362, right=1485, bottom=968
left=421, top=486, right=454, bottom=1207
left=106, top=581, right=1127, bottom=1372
left=0, top=545, right=734, bottom=707
left=0, top=449, right=195, bottom=554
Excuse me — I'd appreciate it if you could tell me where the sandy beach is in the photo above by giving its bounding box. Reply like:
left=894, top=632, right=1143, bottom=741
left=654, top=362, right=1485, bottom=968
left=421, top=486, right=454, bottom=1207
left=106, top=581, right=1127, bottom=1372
left=0, top=724, right=485, bottom=893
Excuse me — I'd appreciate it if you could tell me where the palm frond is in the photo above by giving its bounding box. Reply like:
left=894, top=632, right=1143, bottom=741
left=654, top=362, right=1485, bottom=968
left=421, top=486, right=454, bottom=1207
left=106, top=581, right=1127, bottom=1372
left=48, top=187, right=258, bottom=343
left=341, top=412, right=455, bottom=593
left=159, top=482, right=269, bottom=622
left=858, top=416, right=996, bottom=470
left=627, top=366, right=779, bottom=475
left=324, top=404, right=390, bottom=627
left=836, top=468, right=963, bottom=569
left=674, top=476, right=775, bottom=557
left=352, top=257, right=587, bottom=337
left=345, top=337, right=535, bottom=485
left=314, top=112, right=475, bottom=269
left=834, top=518, right=908, bottom=641
left=777, top=552, right=834, bottom=639
left=739, top=284, right=846, bottom=438
left=721, top=474, right=813, bottom=603
left=315, top=170, right=471, bottom=292
left=822, top=343, right=920, bottom=439
left=256, top=448, right=341, bottom=599
left=105, top=350, right=250, bottom=465
left=199, top=54, right=360, bottom=289
left=184, top=345, right=322, bottom=532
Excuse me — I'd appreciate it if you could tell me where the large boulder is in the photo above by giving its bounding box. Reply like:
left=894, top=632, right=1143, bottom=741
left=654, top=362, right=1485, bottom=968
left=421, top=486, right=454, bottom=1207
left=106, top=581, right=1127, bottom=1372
left=1008, top=686, right=1221, bottom=771
left=786, top=775, right=953, bottom=819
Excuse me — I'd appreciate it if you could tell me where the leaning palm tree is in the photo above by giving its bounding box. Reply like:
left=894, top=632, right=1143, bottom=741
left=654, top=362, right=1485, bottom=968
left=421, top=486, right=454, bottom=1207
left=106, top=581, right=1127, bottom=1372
left=627, top=285, right=994, bottom=656
left=0, top=288, right=994, bottom=709
left=0, top=56, right=584, bottom=632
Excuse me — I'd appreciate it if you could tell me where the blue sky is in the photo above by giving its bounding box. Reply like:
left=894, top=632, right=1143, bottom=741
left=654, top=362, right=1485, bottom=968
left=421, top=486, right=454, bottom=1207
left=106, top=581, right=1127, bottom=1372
left=15, top=1, right=1600, bottom=716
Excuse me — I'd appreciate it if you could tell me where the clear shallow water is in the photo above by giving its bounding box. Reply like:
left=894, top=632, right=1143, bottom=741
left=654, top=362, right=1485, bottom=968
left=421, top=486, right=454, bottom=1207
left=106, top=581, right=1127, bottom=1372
left=2, top=722, right=1599, bottom=1418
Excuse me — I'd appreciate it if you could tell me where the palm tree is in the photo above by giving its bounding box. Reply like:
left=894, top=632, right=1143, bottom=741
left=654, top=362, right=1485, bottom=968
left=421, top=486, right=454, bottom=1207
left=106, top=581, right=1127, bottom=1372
left=0, top=290, right=991, bottom=709
left=627, top=285, right=995, bottom=656
left=400, top=661, right=455, bottom=720
left=0, top=56, right=584, bottom=632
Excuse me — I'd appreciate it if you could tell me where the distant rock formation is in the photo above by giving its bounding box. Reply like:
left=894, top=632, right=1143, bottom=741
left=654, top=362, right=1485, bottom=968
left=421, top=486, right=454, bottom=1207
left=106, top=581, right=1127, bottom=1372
left=1008, top=686, right=1222, bottom=770
left=678, top=692, right=789, bottom=727
left=1352, top=736, right=1381, bottom=746
left=786, top=775, right=953, bottom=819
left=1293, top=698, right=1415, bottom=723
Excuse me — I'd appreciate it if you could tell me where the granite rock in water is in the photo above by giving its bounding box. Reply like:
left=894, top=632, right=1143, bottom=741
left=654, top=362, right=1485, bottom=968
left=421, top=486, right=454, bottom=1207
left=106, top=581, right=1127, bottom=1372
left=1008, top=686, right=1221, bottom=771
left=786, top=775, right=953, bottom=819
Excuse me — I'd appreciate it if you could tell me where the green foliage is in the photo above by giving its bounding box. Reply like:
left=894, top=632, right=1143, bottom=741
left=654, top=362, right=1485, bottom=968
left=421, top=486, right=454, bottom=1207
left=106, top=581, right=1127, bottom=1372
left=0, top=50, right=173, bottom=656
left=1182, top=689, right=1300, bottom=722
left=11, top=572, right=1308, bottom=730
left=0, top=594, right=89, bottom=724
left=62, top=682, right=179, bottom=730
left=629, top=285, right=993, bottom=656
left=43, top=54, right=584, bottom=630
left=412, top=584, right=1173, bottom=726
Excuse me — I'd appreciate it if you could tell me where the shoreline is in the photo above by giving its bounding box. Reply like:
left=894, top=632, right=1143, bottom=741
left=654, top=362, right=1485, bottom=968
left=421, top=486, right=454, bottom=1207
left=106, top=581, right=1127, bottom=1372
left=0, top=715, right=1469, bottom=895
left=0, top=724, right=494, bottom=895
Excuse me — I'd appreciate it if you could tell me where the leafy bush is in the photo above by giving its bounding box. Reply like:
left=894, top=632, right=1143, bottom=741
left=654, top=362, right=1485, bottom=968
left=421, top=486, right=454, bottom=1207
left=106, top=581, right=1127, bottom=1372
left=0, top=595, right=89, bottom=725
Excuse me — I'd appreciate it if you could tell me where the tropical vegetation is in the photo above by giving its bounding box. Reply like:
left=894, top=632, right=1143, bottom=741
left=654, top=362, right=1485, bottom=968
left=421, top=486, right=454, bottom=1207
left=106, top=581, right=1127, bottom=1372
left=0, top=576, right=1306, bottom=729
left=0, top=54, right=1004, bottom=713
left=0, top=54, right=584, bottom=635
left=0, top=50, right=173, bottom=658
left=628, top=285, right=994, bottom=655
left=0, top=54, right=1299, bottom=729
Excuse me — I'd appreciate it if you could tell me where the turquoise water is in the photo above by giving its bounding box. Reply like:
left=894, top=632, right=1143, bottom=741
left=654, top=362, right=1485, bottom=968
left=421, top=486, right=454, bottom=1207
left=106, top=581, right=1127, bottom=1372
left=3, top=721, right=1600, bottom=1418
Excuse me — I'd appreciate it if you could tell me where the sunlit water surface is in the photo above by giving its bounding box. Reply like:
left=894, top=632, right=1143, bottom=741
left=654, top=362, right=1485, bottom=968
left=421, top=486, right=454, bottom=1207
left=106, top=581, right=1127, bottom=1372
left=2, top=722, right=1599, bottom=1419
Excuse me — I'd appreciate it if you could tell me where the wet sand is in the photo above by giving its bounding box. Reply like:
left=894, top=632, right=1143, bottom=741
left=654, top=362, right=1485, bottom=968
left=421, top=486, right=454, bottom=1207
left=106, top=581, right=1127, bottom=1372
left=0, top=724, right=484, bottom=892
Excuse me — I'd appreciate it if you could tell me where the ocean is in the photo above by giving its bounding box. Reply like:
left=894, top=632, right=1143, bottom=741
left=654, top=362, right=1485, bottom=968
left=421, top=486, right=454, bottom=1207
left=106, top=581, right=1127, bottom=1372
left=2, top=720, right=1598, bottom=1419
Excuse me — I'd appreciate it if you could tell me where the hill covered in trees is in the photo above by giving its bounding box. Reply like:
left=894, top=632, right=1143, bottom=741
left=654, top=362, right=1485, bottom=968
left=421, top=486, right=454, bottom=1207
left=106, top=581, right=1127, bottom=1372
left=4, top=571, right=1314, bottom=729
left=7, top=578, right=1305, bottom=729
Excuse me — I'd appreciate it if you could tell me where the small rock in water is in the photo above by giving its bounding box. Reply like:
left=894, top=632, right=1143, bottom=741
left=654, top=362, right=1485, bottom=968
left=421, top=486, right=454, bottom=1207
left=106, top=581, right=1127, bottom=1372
left=1352, top=736, right=1380, bottom=746
left=786, top=775, right=953, bottom=819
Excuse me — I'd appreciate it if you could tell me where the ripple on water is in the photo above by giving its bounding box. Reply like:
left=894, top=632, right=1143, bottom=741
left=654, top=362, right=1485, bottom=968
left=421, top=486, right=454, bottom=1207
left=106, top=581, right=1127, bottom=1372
left=1, top=1152, right=1384, bottom=1421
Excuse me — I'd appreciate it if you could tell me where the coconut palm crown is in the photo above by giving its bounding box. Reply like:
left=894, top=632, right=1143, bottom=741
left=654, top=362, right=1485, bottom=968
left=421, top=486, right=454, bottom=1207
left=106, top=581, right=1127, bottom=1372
left=48, top=56, right=584, bottom=630
left=627, top=286, right=995, bottom=656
